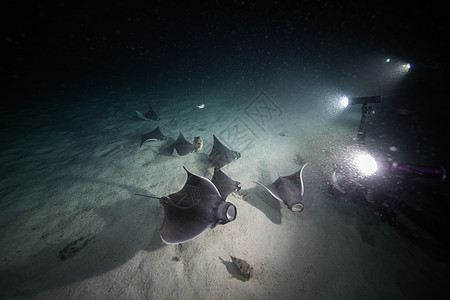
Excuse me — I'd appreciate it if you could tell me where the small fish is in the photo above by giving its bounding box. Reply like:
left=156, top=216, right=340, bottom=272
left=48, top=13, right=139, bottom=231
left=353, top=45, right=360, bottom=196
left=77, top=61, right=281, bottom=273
left=193, top=136, right=203, bottom=151
left=58, top=235, right=93, bottom=260
left=189, top=104, right=206, bottom=113
left=230, top=256, right=253, bottom=281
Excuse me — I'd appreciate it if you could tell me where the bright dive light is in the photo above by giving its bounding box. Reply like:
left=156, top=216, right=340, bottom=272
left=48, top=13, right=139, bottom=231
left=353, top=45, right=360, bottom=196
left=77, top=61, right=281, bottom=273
left=403, top=63, right=411, bottom=71
left=340, top=96, right=349, bottom=108
left=354, top=153, right=377, bottom=176
left=400, top=63, right=411, bottom=73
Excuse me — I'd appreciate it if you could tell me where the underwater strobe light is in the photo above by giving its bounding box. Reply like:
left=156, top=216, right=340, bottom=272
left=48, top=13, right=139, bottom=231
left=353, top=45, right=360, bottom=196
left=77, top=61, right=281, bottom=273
left=339, top=96, right=349, bottom=108
left=328, top=147, right=379, bottom=196
left=401, top=63, right=411, bottom=72
left=339, top=95, right=382, bottom=108
left=355, top=153, right=378, bottom=176
left=385, top=57, right=412, bottom=75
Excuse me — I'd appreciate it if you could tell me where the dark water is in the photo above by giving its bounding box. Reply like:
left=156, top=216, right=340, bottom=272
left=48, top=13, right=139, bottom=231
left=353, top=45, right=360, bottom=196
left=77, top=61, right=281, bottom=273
left=1, top=1, right=449, bottom=298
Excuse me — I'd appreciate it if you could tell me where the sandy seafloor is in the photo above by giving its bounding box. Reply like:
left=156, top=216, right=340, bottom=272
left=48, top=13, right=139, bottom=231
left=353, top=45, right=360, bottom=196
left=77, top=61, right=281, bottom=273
left=1, top=64, right=449, bottom=299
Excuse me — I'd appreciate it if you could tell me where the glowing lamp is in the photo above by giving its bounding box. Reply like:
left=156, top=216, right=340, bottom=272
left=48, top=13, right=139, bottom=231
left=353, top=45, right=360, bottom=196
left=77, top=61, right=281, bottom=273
left=354, top=153, right=377, bottom=176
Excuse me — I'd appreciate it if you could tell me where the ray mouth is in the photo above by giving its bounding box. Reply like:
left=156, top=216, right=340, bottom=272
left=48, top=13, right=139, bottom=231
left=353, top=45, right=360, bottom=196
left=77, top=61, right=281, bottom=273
left=290, top=203, right=304, bottom=212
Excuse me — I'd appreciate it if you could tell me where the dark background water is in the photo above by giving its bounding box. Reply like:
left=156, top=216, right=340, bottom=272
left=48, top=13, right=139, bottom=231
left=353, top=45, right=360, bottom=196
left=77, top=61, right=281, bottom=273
left=2, top=1, right=448, bottom=98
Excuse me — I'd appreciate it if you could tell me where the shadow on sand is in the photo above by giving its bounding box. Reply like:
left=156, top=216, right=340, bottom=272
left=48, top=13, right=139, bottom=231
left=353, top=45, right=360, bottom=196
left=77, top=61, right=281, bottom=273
left=0, top=177, right=165, bottom=298
left=239, top=186, right=282, bottom=225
